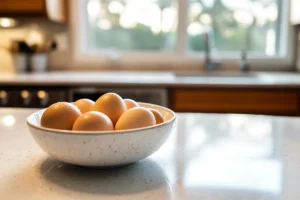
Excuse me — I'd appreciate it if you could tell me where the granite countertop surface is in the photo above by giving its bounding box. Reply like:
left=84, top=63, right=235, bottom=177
left=1, top=71, right=300, bottom=88
left=1, top=108, right=300, bottom=199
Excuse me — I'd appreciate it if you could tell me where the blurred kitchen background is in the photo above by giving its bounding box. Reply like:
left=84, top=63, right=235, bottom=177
left=1, top=0, right=300, bottom=115
left=0, top=0, right=299, bottom=72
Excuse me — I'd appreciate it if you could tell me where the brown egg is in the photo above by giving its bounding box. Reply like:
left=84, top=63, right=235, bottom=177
left=93, top=93, right=127, bottom=125
left=72, top=111, right=114, bottom=131
left=124, top=99, right=139, bottom=110
left=115, top=107, right=156, bottom=130
left=41, top=102, right=81, bottom=130
left=74, top=98, right=94, bottom=114
left=148, top=108, right=164, bottom=124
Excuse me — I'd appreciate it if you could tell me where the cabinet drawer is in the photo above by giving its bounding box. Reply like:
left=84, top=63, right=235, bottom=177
left=171, top=89, right=299, bottom=115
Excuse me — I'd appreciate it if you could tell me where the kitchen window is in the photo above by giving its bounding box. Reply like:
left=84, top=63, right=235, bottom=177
left=71, top=0, right=292, bottom=70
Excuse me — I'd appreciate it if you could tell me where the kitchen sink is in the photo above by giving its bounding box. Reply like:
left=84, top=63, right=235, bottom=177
left=175, top=71, right=257, bottom=78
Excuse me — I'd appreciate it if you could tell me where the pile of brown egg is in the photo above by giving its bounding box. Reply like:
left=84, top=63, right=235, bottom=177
left=40, top=93, right=164, bottom=131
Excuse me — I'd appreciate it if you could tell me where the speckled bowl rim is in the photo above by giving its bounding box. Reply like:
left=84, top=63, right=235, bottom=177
left=26, top=102, right=176, bottom=136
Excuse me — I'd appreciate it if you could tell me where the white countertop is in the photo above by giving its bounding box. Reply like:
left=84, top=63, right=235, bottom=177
left=2, top=71, right=300, bottom=88
left=1, top=108, right=300, bottom=199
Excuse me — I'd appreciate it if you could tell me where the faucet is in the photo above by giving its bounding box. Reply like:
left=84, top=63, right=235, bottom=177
left=203, top=28, right=221, bottom=70
left=240, top=19, right=256, bottom=72
left=240, top=28, right=251, bottom=72
left=203, top=26, right=251, bottom=72
left=240, top=49, right=250, bottom=72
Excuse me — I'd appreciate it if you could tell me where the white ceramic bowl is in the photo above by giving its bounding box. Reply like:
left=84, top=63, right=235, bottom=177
left=27, top=103, right=176, bottom=167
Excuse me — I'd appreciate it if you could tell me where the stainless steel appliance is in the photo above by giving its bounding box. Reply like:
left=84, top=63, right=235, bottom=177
left=70, top=88, right=168, bottom=107
left=0, top=87, right=69, bottom=108
left=0, top=87, right=167, bottom=108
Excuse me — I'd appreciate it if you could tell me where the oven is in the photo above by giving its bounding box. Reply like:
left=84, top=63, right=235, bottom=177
left=0, top=86, right=168, bottom=108
left=70, top=88, right=168, bottom=107
left=0, top=86, right=70, bottom=108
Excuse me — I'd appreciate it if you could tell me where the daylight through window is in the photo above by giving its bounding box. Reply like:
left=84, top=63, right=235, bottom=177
left=85, top=0, right=283, bottom=56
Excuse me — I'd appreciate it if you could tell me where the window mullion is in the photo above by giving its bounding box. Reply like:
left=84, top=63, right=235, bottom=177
left=176, top=0, right=189, bottom=55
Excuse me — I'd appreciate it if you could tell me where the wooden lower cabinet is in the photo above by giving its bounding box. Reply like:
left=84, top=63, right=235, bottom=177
left=169, top=88, right=300, bottom=116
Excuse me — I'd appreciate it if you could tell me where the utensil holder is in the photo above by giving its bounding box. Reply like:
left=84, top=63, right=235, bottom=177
left=30, top=53, right=48, bottom=72
left=12, top=53, right=29, bottom=73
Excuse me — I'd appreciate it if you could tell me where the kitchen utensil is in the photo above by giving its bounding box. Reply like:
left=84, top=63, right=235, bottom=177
left=27, top=103, right=176, bottom=167
left=10, top=40, right=33, bottom=54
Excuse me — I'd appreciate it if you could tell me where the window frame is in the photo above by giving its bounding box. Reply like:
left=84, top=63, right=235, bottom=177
left=70, top=0, right=294, bottom=71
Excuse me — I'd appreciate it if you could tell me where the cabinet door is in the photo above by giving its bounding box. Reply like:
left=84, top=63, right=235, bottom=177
left=170, top=88, right=300, bottom=116
left=0, top=0, right=45, bottom=15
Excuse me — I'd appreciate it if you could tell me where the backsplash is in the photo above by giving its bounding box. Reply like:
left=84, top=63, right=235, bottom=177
left=0, top=19, right=69, bottom=72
